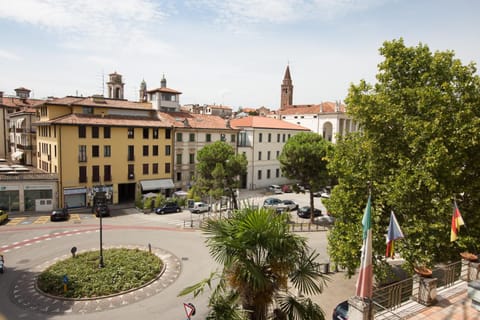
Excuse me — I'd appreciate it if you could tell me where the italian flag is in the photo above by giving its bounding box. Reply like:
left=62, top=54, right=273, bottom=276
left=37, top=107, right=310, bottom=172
left=356, top=195, right=373, bottom=299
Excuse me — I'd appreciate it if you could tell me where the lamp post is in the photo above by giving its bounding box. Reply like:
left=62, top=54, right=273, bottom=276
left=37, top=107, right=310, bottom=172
left=99, top=204, right=104, bottom=268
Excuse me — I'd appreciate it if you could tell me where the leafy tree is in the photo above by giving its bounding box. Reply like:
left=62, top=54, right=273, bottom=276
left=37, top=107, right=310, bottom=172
left=279, top=132, right=333, bottom=222
left=327, top=38, right=480, bottom=276
left=179, top=207, right=327, bottom=320
left=194, top=141, right=247, bottom=209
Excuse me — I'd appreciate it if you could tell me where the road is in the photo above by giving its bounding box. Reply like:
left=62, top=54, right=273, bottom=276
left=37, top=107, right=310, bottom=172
left=0, top=191, right=353, bottom=320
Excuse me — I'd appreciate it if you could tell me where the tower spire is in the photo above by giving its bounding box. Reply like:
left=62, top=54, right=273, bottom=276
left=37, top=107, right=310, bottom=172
left=280, top=64, right=293, bottom=110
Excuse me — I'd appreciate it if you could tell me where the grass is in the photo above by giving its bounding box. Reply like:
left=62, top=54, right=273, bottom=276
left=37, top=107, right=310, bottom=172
left=37, top=248, right=163, bottom=299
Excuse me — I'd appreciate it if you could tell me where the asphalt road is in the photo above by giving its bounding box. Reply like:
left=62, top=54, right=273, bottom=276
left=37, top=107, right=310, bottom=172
left=0, top=191, right=355, bottom=320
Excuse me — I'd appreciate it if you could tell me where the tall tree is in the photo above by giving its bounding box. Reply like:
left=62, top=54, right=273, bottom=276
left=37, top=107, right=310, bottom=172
left=279, top=132, right=333, bottom=222
left=194, top=141, right=247, bottom=209
left=327, top=38, right=480, bottom=276
left=179, top=207, right=327, bottom=320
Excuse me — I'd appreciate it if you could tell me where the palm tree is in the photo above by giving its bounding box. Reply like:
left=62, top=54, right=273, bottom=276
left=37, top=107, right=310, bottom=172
left=179, top=207, right=327, bottom=320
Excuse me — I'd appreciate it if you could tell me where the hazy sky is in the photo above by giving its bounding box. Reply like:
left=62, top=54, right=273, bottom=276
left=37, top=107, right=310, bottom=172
left=1, top=0, right=479, bottom=110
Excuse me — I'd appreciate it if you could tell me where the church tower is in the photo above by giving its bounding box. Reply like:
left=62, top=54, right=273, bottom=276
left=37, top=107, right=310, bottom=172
left=139, top=79, right=147, bottom=102
left=107, top=72, right=124, bottom=99
left=280, top=65, right=293, bottom=110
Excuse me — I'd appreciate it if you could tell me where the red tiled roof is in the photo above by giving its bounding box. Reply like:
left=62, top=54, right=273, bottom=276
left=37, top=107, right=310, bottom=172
left=159, top=112, right=234, bottom=130
left=35, top=113, right=173, bottom=127
left=279, top=102, right=346, bottom=115
left=1, top=96, right=45, bottom=108
left=45, top=96, right=153, bottom=110
left=146, top=87, right=182, bottom=94
left=230, top=116, right=309, bottom=131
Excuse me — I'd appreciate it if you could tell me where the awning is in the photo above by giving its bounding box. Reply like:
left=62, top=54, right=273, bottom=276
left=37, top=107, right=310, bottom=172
left=140, top=179, right=174, bottom=191
left=11, top=151, right=23, bottom=160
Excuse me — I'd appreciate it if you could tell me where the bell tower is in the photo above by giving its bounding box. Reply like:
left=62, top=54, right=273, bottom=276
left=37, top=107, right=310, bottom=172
left=280, top=65, right=293, bottom=110
left=139, top=79, right=147, bottom=102
left=107, top=72, right=124, bottom=99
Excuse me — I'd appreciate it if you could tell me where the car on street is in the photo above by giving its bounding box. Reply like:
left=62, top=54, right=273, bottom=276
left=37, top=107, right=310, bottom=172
left=0, top=210, right=8, bottom=224
left=189, top=202, right=210, bottom=214
left=267, top=185, right=283, bottom=194
left=50, top=208, right=69, bottom=222
left=297, top=206, right=322, bottom=219
left=282, top=199, right=298, bottom=211
left=332, top=300, right=348, bottom=320
left=263, top=197, right=288, bottom=213
left=95, top=204, right=110, bottom=217
left=155, top=202, right=181, bottom=214
left=314, top=215, right=335, bottom=226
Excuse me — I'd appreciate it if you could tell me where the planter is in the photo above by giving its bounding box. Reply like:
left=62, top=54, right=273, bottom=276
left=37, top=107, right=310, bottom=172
left=460, top=252, right=479, bottom=262
left=414, top=266, right=433, bottom=277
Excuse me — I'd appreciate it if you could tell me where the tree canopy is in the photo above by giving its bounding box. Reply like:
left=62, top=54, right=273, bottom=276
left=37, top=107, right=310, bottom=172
left=327, top=38, right=480, bottom=276
left=279, top=132, right=333, bottom=222
left=194, top=141, right=247, bottom=209
left=179, top=207, right=327, bottom=320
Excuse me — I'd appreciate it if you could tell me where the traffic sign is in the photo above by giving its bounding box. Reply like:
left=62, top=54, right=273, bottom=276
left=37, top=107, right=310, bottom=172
left=183, top=302, right=196, bottom=318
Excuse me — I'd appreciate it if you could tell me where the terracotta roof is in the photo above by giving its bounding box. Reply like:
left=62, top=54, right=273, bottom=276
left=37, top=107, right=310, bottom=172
left=241, top=107, right=257, bottom=113
left=230, top=116, right=310, bottom=131
left=35, top=113, right=173, bottom=128
left=1, top=96, right=45, bottom=108
left=158, top=112, right=234, bottom=130
left=146, top=87, right=182, bottom=94
left=207, top=104, right=232, bottom=110
left=45, top=96, right=153, bottom=110
left=279, top=102, right=346, bottom=115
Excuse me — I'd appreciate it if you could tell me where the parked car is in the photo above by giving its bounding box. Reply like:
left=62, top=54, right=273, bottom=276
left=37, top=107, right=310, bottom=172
left=332, top=300, right=348, bottom=320
left=189, top=202, right=210, bottom=214
left=50, top=208, right=69, bottom=222
left=297, top=206, right=322, bottom=219
left=95, top=204, right=110, bottom=217
left=0, top=210, right=8, bottom=224
left=155, top=202, right=181, bottom=215
left=314, top=215, right=335, bottom=226
left=267, top=185, right=283, bottom=194
left=282, top=184, right=292, bottom=193
left=263, top=197, right=288, bottom=213
left=282, top=199, right=298, bottom=211
left=313, top=188, right=331, bottom=198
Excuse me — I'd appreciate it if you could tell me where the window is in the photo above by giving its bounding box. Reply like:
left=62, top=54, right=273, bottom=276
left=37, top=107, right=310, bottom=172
left=267, top=169, right=271, bottom=179
left=143, top=145, right=149, bottom=156
left=206, top=133, right=211, bottom=142
left=239, top=132, right=247, bottom=147
left=220, top=134, right=226, bottom=141
left=143, top=164, right=149, bottom=175
left=177, top=172, right=182, bottom=181
left=277, top=134, right=280, bottom=142
left=176, top=154, right=182, bottom=164
left=92, top=126, right=99, bottom=138
left=104, top=165, right=111, bottom=182
left=128, top=145, right=134, bottom=161
left=79, top=145, right=87, bottom=162
left=152, top=163, right=158, bottom=174
left=189, top=133, right=195, bottom=142
left=83, top=107, right=93, bottom=114
left=231, top=134, right=236, bottom=143
left=258, top=151, right=262, bottom=160
left=79, top=166, right=87, bottom=183
left=257, top=170, right=262, bottom=180
left=92, top=165, right=100, bottom=182
left=268, top=133, right=271, bottom=142
left=267, top=151, right=271, bottom=160
left=128, top=164, right=134, bottom=179
left=276, top=151, right=280, bottom=158
left=92, top=145, right=99, bottom=157
left=153, top=128, right=159, bottom=139
left=288, top=134, right=291, bottom=139
left=165, top=128, right=171, bottom=139
left=128, top=127, right=134, bottom=139
left=152, top=145, right=158, bottom=156
left=189, top=153, right=195, bottom=164
left=259, top=133, right=263, bottom=143
left=143, top=128, right=149, bottom=139
left=104, top=145, right=111, bottom=157
left=79, top=126, right=86, bottom=138
left=282, top=134, right=286, bottom=142
left=276, top=168, right=280, bottom=178
left=104, top=126, right=111, bottom=138
left=176, top=132, right=183, bottom=142
left=165, top=163, right=171, bottom=174
left=165, top=145, right=171, bottom=156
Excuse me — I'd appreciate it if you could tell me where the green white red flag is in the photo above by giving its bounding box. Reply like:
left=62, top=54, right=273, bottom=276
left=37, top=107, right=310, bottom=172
left=356, top=195, right=373, bottom=298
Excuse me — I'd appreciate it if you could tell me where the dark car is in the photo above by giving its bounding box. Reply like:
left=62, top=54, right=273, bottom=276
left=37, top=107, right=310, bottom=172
left=50, top=208, right=69, bottom=222
left=332, top=300, right=348, bottom=320
left=95, top=204, right=110, bottom=217
left=297, top=206, right=322, bottom=219
left=155, top=202, right=181, bottom=215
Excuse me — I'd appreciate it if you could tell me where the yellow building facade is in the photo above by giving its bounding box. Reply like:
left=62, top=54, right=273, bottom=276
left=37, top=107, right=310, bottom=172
left=35, top=96, right=175, bottom=208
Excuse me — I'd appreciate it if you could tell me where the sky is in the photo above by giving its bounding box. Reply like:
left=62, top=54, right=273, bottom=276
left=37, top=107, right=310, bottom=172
left=0, top=0, right=479, bottom=110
